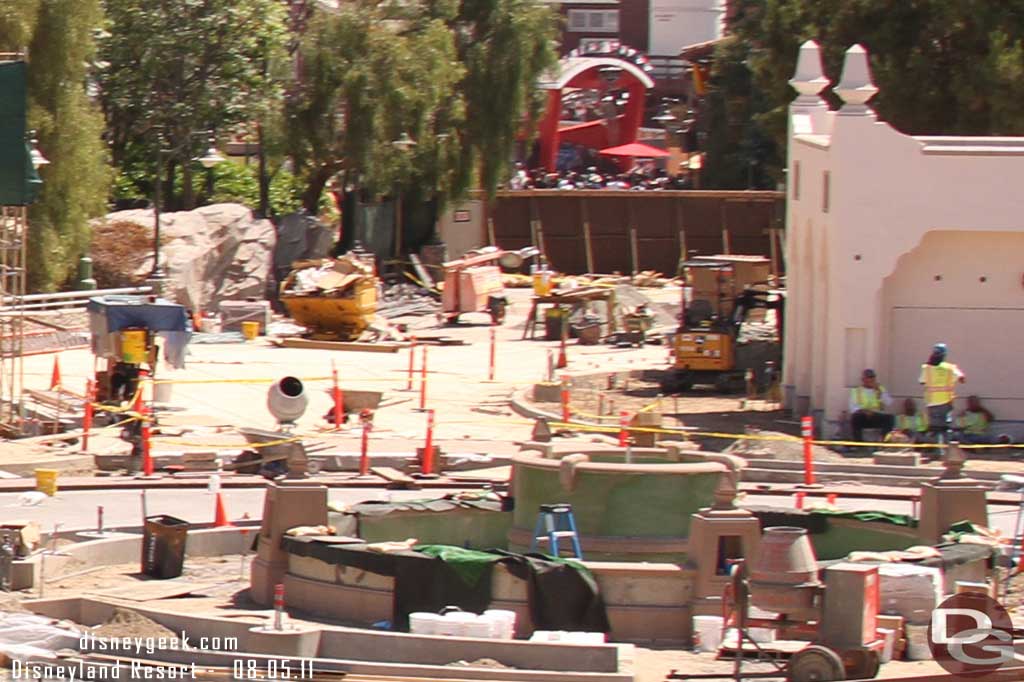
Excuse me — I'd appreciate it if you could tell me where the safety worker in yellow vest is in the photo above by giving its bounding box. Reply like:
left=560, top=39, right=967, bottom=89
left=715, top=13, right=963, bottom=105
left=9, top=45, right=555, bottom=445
left=849, top=368, right=894, bottom=442
left=890, top=398, right=927, bottom=443
left=955, top=395, right=995, bottom=445
left=919, top=343, right=965, bottom=433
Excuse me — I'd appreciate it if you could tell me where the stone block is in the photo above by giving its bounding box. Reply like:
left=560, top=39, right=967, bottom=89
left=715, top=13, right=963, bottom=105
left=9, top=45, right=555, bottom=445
left=873, top=451, right=921, bottom=467
left=532, top=382, right=562, bottom=403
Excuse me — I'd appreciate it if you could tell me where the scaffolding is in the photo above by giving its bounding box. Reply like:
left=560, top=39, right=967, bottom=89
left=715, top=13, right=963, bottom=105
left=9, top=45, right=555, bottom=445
left=0, top=206, right=26, bottom=433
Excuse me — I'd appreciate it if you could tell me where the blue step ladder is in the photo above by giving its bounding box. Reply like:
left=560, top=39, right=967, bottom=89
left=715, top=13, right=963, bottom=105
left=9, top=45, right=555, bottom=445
left=529, top=503, right=583, bottom=559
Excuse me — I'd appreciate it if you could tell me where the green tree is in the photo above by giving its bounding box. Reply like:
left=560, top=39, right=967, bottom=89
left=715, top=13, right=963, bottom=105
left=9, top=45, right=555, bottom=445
left=706, top=0, right=1024, bottom=187
left=96, top=0, right=288, bottom=211
left=1, top=0, right=110, bottom=291
left=285, top=0, right=557, bottom=214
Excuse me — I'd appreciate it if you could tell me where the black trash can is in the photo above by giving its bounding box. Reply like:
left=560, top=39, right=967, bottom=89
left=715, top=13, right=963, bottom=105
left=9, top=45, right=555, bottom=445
left=141, top=515, right=189, bottom=579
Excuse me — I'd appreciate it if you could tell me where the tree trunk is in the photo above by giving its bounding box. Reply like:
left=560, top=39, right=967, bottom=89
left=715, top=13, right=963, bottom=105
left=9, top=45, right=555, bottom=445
left=182, top=162, right=195, bottom=210
left=257, top=123, right=270, bottom=218
left=302, top=165, right=333, bottom=215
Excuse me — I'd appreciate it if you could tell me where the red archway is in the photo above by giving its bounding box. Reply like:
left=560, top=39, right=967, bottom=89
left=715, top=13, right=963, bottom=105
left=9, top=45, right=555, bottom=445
left=535, top=55, right=655, bottom=173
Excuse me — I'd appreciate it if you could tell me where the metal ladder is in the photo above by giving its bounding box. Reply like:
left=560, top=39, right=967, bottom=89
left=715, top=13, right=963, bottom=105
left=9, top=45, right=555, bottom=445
left=529, top=503, right=583, bottom=559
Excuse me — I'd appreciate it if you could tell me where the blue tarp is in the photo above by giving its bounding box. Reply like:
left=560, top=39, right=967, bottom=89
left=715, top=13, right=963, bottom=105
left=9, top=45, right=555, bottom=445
left=86, top=296, right=189, bottom=333
left=87, top=296, right=190, bottom=368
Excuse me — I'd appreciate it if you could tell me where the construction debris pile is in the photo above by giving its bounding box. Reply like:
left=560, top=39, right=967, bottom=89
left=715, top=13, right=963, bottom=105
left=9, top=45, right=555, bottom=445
left=377, top=282, right=440, bottom=319
left=279, top=255, right=378, bottom=341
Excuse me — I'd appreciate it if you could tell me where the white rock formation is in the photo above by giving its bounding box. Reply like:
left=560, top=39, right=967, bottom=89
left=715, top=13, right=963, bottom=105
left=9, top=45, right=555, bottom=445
left=103, top=203, right=276, bottom=313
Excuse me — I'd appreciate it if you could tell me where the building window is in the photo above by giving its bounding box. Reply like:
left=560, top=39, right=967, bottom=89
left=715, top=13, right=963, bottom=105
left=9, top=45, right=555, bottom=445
left=822, top=170, right=830, bottom=213
left=793, top=161, right=800, bottom=201
left=568, top=9, right=619, bottom=33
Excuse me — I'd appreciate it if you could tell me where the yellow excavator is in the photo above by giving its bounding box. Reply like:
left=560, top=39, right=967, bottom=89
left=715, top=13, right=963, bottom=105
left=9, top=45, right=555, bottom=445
left=661, top=258, right=784, bottom=393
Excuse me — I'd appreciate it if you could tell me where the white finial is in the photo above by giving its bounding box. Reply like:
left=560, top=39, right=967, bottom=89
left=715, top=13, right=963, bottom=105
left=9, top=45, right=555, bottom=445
left=834, top=44, right=878, bottom=115
left=789, top=40, right=829, bottom=98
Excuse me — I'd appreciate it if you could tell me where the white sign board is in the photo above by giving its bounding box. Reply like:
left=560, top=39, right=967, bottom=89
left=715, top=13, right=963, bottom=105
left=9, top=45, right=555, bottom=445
left=649, top=0, right=726, bottom=57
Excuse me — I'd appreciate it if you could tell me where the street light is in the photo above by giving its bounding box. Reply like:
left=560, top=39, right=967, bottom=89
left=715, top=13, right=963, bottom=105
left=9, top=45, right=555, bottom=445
left=151, top=131, right=225, bottom=283
left=391, top=133, right=417, bottom=256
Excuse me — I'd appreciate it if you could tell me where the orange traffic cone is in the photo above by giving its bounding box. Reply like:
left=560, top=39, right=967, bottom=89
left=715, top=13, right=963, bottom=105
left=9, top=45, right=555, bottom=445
left=50, top=355, right=62, bottom=390
left=213, top=492, right=234, bottom=527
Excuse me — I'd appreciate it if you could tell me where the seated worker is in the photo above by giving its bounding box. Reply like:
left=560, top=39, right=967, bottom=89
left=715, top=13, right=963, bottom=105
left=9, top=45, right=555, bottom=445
left=849, top=369, right=894, bottom=442
left=890, top=398, right=927, bottom=443
left=955, top=395, right=998, bottom=445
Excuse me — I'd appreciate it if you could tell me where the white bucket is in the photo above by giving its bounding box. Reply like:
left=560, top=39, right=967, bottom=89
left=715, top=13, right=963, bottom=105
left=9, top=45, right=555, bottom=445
left=485, top=610, right=517, bottom=639
left=464, top=616, right=492, bottom=639
left=409, top=613, right=441, bottom=635
left=905, top=623, right=932, bottom=660
left=878, top=628, right=895, bottom=663
left=693, top=615, right=724, bottom=653
left=444, top=612, right=477, bottom=637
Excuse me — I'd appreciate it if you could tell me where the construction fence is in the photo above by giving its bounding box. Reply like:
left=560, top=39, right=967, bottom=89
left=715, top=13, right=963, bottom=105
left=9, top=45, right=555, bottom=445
left=485, top=190, right=786, bottom=277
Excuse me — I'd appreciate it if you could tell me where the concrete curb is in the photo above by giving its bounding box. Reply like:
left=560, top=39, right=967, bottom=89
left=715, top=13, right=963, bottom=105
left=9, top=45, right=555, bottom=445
left=26, top=596, right=631, bottom=681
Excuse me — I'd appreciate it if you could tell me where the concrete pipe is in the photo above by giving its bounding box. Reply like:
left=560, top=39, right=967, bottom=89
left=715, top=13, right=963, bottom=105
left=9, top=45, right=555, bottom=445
left=268, top=376, right=308, bottom=424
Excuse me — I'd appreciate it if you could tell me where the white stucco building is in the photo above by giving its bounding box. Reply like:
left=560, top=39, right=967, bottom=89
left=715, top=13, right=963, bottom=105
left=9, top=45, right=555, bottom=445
left=782, top=42, right=1024, bottom=435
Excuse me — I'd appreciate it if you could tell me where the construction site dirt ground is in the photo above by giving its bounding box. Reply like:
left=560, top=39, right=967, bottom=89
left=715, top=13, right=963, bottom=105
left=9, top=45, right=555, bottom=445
left=16, top=288, right=1024, bottom=477
left=18, top=553, right=1021, bottom=681
left=8, top=287, right=1024, bottom=680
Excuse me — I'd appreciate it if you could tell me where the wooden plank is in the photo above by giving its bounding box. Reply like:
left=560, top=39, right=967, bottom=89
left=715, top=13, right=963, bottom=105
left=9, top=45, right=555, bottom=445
left=370, top=466, right=420, bottom=489
left=675, top=197, right=687, bottom=267
left=275, top=338, right=408, bottom=353
left=720, top=200, right=731, bottom=254
left=580, top=197, right=595, bottom=274
left=87, top=581, right=216, bottom=601
left=408, top=254, right=435, bottom=288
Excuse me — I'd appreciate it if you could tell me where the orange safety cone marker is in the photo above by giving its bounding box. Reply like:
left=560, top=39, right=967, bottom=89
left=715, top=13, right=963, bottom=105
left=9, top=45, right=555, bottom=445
left=50, top=355, right=62, bottom=390
left=213, top=492, right=234, bottom=527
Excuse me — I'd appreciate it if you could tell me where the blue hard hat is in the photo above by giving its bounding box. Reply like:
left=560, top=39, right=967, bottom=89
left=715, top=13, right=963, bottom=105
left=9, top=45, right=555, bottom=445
left=933, top=343, right=947, bottom=353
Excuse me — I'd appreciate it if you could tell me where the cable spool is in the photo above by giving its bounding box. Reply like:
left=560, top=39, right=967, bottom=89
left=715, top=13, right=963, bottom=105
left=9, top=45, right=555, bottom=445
left=267, top=376, right=308, bottom=424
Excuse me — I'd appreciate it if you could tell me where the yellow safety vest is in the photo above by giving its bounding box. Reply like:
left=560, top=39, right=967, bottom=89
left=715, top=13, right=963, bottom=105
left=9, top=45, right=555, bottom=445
left=896, top=413, right=927, bottom=433
left=921, top=362, right=959, bottom=406
left=958, top=411, right=989, bottom=435
left=850, top=386, right=885, bottom=411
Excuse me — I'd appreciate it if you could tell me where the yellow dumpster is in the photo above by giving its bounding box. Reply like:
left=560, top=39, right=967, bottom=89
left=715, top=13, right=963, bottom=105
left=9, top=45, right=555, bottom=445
left=35, top=469, right=58, bottom=496
left=241, top=320, right=260, bottom=340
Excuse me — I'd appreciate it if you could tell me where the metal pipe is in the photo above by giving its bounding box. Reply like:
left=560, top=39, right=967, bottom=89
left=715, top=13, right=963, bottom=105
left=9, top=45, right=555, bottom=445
left=17, top=285, right=152, bottom=303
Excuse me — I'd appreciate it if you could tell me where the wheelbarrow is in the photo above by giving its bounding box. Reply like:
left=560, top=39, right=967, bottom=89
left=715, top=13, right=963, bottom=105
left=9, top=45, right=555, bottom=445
left=322, top=388, right=384, bottom=425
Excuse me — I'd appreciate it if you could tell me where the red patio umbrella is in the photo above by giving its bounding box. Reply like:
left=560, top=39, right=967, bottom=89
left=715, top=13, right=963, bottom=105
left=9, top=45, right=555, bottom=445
left=598, top=142, right=670, bottom=158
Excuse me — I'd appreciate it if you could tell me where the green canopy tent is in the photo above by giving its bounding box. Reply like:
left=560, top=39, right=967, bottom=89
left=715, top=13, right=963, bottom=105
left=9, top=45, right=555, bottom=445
left=0, top=60, right=41, bottom=206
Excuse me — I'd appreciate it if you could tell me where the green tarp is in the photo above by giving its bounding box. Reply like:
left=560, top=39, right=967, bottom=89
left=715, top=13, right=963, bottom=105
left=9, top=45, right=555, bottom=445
left=0, top=61, right=41, bottom=206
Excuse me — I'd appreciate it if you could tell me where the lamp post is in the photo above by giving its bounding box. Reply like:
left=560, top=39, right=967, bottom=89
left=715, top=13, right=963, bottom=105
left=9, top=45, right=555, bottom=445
left=150, top=131, right=225, bottom=285
left=390, top=133, right=417, bottom=257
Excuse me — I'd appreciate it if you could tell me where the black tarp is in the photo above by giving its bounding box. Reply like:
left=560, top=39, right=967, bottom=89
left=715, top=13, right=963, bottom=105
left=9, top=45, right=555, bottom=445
left=282, top=538, right=609, bottom=633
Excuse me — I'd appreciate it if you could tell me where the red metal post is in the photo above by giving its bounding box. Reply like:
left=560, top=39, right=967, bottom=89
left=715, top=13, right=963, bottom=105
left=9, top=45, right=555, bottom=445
left=141, top=403, right=153, bottom=477
left=332, top=361, right=343, bottom=429
left=359, top=417, right=372, bottom=476
left=273, top=584, right=285, bottom=630
left=419, top=345, right=428, bottom=410
left=82, top=379, right=94, bottom=453
left=422, top=409, right=435, bottom=475
left=801, top=415, right=815, bottom=485
left=619, top=410, right=630, bottom=447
